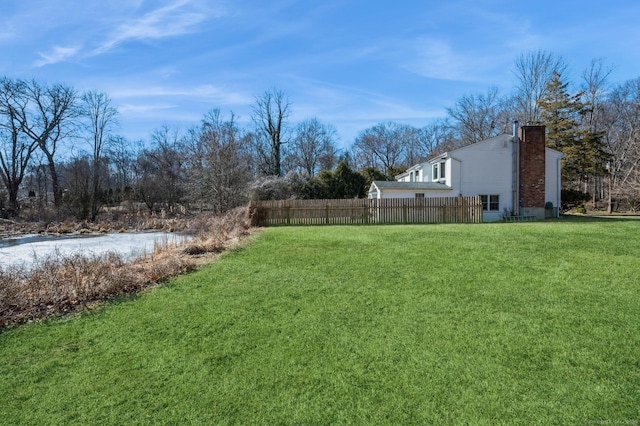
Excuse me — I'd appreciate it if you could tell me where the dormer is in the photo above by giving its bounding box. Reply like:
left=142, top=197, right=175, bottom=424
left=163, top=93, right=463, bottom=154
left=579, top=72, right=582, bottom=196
left=396, top=162, right=429, bottom=182
left=429, top=155, right=448, bottom=183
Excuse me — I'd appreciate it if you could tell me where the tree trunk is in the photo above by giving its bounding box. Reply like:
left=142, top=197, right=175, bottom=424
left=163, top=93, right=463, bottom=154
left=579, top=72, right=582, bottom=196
left=607, top=174, right=613, bottom=214
left=6, top=182, right=20, bottom=216
left=44, top=153, right=61, bottom=207
left=90, top=165, right=100, bottom=222
left=270, top=143, right=281, bottom=177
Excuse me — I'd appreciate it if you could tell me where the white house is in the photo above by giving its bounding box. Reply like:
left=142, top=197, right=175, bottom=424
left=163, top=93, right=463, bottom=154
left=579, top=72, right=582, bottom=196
left=368, top=125, right=563, bottom=222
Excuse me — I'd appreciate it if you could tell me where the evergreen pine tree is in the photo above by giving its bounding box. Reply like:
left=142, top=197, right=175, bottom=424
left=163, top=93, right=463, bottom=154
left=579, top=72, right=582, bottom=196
left=537, top=71, right=609, bottom=188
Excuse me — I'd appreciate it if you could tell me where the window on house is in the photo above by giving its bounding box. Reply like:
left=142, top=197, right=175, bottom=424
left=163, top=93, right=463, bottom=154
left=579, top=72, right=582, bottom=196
left=480, top=195, right=487, bottom=210
left=415, top=193, right=425, bottom=198
left=489, top=195, right=499, bottom=211
left=480, top=195, right=500, bottom=211
left=432, top=161, right=446, bottom=180
left=415, top=170, right=420, bottom=181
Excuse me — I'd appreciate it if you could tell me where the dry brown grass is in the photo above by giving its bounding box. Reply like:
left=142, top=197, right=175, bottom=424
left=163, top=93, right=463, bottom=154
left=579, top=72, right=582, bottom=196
left=0, top=206, right=255, bottom=329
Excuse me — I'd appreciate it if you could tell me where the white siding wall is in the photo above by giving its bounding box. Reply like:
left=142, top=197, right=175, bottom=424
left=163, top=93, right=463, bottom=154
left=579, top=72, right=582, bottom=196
left=445, top=158, right=461, bottom=195
left=420, top=163, right=431, bottom=182
left=453, top=136, right=514, bottom=221
left=378, top=189, right=453, bottom=199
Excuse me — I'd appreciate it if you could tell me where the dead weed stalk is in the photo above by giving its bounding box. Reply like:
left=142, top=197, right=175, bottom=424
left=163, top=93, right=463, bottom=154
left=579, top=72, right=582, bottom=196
left=0, top=206, right=253, bottom=329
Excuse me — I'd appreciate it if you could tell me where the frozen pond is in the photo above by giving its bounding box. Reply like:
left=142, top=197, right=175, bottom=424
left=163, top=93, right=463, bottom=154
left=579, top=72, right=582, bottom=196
left=0, top=232, right=191, bottom=269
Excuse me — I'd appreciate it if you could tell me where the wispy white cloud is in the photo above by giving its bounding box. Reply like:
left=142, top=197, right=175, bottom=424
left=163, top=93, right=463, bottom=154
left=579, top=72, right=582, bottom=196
left=118, top=103, right=176, bottom=114
left=34, top=45, right=82, bottom=67
left=403, top=37, right=470, bottom=81
left=26, top=1, right=227, bottom=67
left=0, top=21, right=16, bottom=42
left=109, top=83, right=252, bottom=105
left=91, top=0, right=217, bottom=55
left=287, top=76, right=441, bottom=124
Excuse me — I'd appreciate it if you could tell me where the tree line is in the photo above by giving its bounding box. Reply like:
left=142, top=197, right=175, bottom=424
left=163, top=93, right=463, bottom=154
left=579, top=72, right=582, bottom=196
left=2, top=50, right=640, bottom=220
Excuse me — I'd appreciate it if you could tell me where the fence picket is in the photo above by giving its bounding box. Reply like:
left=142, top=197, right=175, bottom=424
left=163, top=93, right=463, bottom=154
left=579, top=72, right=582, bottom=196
left=250, top=197, right=483, bottom=226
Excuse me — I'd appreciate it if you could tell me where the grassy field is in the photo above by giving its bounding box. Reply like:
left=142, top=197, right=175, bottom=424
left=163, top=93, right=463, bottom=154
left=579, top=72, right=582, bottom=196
left=1, top=217, right=639, bottom=424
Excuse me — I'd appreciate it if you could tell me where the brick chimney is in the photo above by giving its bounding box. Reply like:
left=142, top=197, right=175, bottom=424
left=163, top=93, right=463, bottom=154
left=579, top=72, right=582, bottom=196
left=518, top=125, right=546, bottom=218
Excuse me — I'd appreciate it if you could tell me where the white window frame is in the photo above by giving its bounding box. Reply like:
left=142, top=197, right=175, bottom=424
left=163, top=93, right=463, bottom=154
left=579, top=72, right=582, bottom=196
left=432, top=160, right=446, bottom=181
left=480, top=194, right=500, bottom=211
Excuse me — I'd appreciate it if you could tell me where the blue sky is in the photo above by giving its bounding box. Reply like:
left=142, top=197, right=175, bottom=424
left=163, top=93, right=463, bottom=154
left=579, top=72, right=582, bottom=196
left=1, top=0, right=639, bottom=149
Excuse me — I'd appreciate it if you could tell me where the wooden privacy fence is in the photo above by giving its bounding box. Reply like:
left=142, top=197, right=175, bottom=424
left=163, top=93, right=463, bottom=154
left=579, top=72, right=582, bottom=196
left=250, top=196, right=483, bottom=226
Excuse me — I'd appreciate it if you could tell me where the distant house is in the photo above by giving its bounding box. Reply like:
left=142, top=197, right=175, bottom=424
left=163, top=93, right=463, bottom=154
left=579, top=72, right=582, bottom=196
left=368, top=125, right=563, bottom=222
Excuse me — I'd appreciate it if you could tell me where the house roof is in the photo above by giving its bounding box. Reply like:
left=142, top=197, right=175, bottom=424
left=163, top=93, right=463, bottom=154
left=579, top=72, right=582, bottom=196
left=369, top=181, right=452, bottom=191
left=545, top=146, right=564, bottom=159
left=439, top=133, right=514, bottom=158
left=396, top=162, right=429, bottom=179
left=432, top=133, right=564, bottom=160
left=394, top=134, right=523, bottom=179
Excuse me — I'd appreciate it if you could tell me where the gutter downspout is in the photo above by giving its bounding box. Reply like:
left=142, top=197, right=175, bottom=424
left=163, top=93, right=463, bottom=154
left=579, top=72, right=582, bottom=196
left=458, top=158, right=462, bottom=196
left=512, top=121, right=519, bottom=217
left=557, top=156, right=562, bottom=217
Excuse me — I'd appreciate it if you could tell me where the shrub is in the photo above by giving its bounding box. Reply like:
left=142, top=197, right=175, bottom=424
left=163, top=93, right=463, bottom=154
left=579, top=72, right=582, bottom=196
left=248, top=172, right=309, bottom=201
left=561, top=189, right=591, bottom=211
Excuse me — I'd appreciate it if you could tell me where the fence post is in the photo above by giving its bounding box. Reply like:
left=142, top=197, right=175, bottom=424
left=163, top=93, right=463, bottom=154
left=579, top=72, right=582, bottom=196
left=402, top=200, right=407, bottom=223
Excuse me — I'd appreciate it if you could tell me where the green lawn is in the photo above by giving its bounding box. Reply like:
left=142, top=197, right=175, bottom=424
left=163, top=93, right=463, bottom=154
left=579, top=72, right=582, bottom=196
left=1, top=218, right=639, bottom=424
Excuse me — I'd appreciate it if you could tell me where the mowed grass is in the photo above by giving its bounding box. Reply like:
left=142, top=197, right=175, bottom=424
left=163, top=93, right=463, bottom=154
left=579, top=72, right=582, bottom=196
left=1, top=218, right=639, bottom=424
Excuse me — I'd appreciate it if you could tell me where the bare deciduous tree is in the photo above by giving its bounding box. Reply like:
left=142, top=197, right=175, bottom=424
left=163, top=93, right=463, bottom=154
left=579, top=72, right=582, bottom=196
left=19, top=80, right=78, bottom=207
left=106, top=135, right=139, bottom=200
left=251, top=88, right=290, bottom=177
left=81, top=91, right=118, bottom=221
left=136, top=125, right=186, bottom=213
left=513, top=50, right=567, bottom=124
left=287, top=118, right=339, bottom=176
left=352, top=122, right=415, bottom=176
left=447, top=86, right=508, bottom=144
left=416, top=119, right=458, bottom=159
left=0, top=78, right=38, bottom=215
left=183, top=110, right=252, bottom=212
left=604, top=78, right=640, bottom=210
left=580, top=58, right=613, bottom=204
left=581, top=58, right=612, bottom=133
left=25, top=154, right=50, bottom=207
left=60, top=155, right=92, bottom=219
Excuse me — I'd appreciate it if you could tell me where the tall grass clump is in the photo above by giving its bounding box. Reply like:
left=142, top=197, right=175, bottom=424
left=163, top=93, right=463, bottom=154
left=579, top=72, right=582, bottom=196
left=0, top=246, right=195, bottom=328
left=0, top=207, right=253, bottom=328
left=180, top=207, right=253, bottom=255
